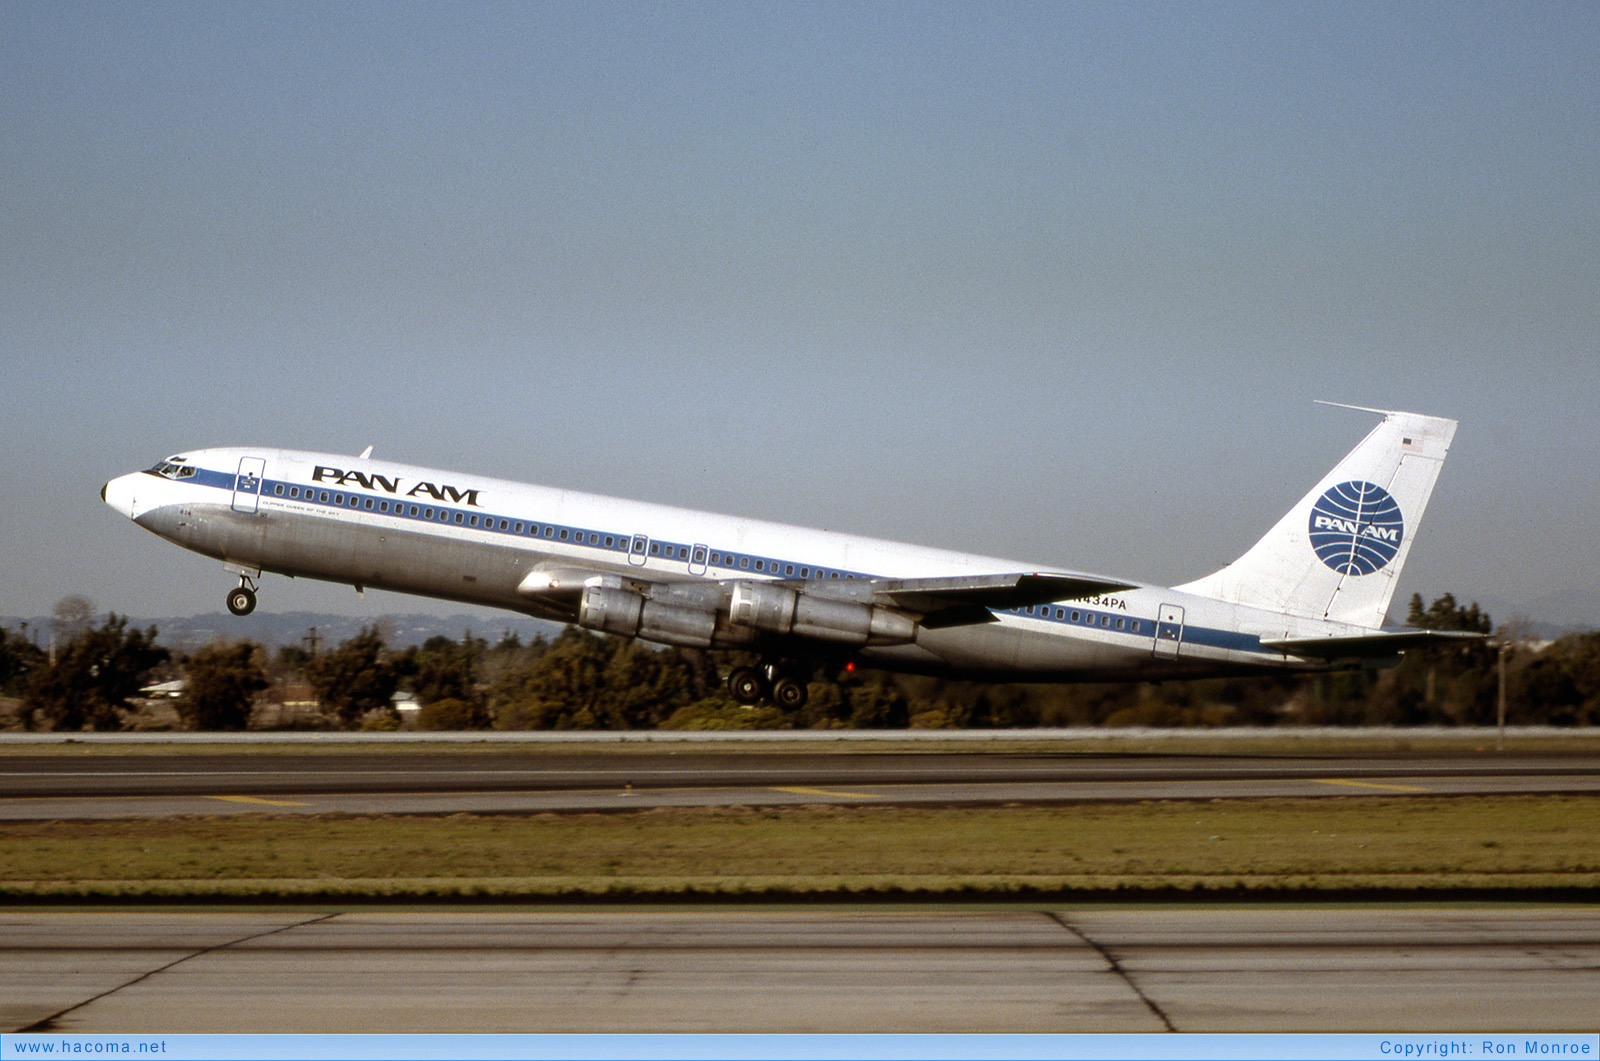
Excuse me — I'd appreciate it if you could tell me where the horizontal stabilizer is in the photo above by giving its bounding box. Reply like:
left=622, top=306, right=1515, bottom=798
left=1262, top=628, right=1487, bottom=659
left=870, top=572, right=1137, bottom=628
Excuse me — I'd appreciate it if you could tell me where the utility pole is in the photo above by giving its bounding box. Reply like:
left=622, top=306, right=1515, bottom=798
left=1496, top=638, right=1509, bottom=752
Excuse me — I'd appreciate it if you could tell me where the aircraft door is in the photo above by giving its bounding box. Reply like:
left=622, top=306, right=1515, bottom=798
left=628, top=534, right=649, bottom=567
left=1153, top=604, right=1185, bottom=660
left=689, top=544, right=708, bottom=576
left=231, top=457, right=267, bottom=514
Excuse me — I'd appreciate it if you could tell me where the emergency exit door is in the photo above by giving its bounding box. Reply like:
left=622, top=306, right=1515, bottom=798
left=1153, top=604, right=1185, bottom=660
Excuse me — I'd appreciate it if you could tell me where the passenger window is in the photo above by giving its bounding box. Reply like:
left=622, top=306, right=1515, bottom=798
left=1071, top=611, right=1080, bottom=622
left=740, top=557, right=749, bottom=569
left=1131, top=620, right=1141, bottom=633
left=455, top=513, right=463, bottom=524
left=559, top=529, right=568, bottom=541
left=1100, top=615, right=1110, bottom=627
left=365, top=499, right=374, bottom=510
left=1116, top=618, right=1125, bottom=630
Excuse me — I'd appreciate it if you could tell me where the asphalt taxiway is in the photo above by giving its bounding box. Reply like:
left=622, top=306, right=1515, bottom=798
left=1, top=746, right=1596, bottom=819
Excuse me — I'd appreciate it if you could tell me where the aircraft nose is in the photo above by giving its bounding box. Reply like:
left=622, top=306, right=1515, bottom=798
left=102, top=473, right=139, bottom=520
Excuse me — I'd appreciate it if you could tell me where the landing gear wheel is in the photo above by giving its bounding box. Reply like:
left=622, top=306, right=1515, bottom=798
left=226, top=586, right=257, bottom=616
left=728, top=666, right=767, bottom=705
left=771, top=676, right=808, bottom=710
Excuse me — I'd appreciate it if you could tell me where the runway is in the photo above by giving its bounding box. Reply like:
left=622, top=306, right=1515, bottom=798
left=1, top=746, right=1597, bottom=819
left=6, top=906, right=1597, bottom=1032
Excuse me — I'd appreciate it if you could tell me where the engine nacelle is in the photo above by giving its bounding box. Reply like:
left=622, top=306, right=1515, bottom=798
left=577, top=586, right=719, bottom=649
left=728, top=580, right=915, bottom=646
left=728, top=580, right=798, bottom=633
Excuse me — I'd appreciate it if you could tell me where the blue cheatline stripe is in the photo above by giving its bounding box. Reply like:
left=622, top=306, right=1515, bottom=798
left=170, top=464, right=1274, bottom=659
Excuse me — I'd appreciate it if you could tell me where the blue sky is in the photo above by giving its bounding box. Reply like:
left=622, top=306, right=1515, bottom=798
left=3, top=2, right=1597, bottom=627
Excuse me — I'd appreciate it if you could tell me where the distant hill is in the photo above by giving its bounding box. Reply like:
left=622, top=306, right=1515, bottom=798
left=1, top=611, right=565, bottom=652
left=1469, top=591, right=1600, bottom=641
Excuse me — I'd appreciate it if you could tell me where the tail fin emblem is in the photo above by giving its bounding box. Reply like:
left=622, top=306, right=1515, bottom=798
left=1309, top=481, right=1404, bottom=576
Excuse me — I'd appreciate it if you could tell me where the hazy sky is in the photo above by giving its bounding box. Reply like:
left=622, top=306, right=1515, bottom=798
left=4, top=2, right=1597, bottom=627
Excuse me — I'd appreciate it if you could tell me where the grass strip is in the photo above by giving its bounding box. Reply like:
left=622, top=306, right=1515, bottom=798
left=3, top=795, right=1596, bottom=901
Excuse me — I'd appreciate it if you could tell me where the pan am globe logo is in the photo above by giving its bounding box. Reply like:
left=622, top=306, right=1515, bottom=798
left=1309, top=481, right=1404, bottom=576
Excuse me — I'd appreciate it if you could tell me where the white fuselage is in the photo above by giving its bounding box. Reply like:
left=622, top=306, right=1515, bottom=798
left=103, top=447, right=1374, bottom=682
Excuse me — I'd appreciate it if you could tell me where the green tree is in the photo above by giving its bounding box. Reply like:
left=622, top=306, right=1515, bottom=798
left=22, top=615, right=168, bottom=731
left=305, top=627, right=401, bottom=728
left=398, top=634, right=492, bottom=729
left=1393, top=593, right=1496, bottom=724
left=0, top=627, right=47, bottom=697
left=490, top=627, right=612, bottom=728
left=847, top=676, right=910, bottom=728
left=1508, top=632, right=1600, bottom=726
left=416, top=697, right=486, bottom=730
left=487, top=628, right=719, bottom=729
left=403, top=634, right=484, bottom=705
left=178, top=641, right=268, bottom=730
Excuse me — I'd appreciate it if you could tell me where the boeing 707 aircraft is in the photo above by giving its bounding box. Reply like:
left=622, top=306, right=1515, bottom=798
left=101, top=405, right=1474, bottom=708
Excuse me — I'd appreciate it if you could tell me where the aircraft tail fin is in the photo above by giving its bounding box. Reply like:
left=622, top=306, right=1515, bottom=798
left=1175, top=405, right=1457, bottom=629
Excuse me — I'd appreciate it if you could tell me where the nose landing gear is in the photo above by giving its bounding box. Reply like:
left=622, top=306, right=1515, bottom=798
left=226, top=576, right=258, bottom=617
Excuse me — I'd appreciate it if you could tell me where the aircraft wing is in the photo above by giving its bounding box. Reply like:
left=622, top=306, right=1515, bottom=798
left=517, top=563, right=1135, bottom=631
left=863, top=573, right=1138, bottom=629
left=1260, top=628, right=1488, bottom=659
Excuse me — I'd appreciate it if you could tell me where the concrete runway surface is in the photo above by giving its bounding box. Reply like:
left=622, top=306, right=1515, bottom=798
left=5, top=906, right=1598, bottom=1033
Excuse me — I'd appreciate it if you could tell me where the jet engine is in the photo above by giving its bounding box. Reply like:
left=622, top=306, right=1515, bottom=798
left=728, top=580, right=915, bottom=645
left=577, top=586, right=720, bottom=648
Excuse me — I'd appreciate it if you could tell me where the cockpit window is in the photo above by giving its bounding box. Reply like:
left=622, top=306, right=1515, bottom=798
left=148, top=460, right=197, bottom=480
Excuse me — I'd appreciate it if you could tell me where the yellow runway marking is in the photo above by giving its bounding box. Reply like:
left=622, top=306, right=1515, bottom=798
left=1313, top=778, right=1431, bottom=793
left=770, top=786, right=881, bottom=801
left=205, top=795, right=311, bottom=807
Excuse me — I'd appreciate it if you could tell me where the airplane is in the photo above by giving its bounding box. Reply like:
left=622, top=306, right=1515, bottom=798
left=101, top=404, right=1478, bottom=708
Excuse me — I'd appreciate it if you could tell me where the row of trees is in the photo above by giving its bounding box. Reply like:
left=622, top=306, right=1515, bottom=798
left=3, top=595, right=1598, bottom=732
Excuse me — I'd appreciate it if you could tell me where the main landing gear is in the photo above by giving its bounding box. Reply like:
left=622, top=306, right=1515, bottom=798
left=727, top=663, right=809, bottom=709
left=226, top=576, right=258, bottom=617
